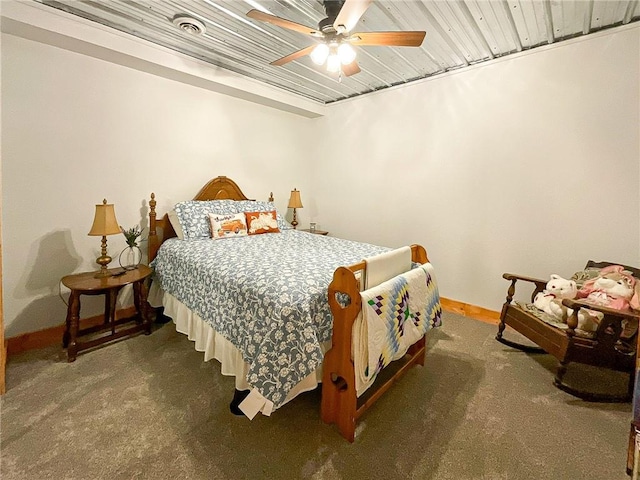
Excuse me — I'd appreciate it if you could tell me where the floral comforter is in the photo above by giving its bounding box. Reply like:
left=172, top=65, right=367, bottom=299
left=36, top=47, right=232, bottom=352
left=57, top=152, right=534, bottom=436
left=153, top=230, right=389, bottom=408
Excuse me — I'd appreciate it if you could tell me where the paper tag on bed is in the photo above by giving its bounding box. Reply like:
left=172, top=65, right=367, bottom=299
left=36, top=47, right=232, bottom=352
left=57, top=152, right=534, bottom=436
left=239, top=390, right=267, bottom=420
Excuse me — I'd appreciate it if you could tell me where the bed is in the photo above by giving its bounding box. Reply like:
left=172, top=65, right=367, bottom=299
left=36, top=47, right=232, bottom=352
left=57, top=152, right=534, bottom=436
left=148, top=176, right=442, bottom=441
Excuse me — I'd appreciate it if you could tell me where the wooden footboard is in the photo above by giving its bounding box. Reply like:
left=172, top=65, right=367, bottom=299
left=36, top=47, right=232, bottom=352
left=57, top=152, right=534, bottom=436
left=321, top=245, right=429, bottom=442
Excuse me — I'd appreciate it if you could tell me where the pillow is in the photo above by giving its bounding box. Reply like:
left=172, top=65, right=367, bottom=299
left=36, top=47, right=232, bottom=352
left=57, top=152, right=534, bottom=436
left=174, top=200, right=238, bottom=240
left=245, top=211, right=280, bottom=235
left=167, top=209, right=185, bottom=240
left=209, top=213, right=248, bottom=240
left=234, top=200, right=292, bottom=230
left=173, top=199, right=292, bottom=239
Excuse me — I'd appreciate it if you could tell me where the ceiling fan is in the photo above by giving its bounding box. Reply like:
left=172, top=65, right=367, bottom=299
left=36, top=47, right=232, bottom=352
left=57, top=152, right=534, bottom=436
left=247, top=0, right=426, bottom=77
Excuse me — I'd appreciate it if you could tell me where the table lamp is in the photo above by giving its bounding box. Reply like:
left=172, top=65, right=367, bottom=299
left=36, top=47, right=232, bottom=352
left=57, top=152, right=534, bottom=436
left=288, top=188, right=303, bottom=229
left=88, top=199, right=121, bottom=277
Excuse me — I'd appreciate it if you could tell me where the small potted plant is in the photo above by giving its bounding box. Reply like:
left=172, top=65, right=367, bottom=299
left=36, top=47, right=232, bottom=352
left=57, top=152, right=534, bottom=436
left=119, top=226, right=144, bottom=270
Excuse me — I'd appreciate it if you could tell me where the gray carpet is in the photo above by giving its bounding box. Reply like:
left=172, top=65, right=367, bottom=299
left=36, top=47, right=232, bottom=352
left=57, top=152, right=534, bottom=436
left=1, top=312, right=633, bottom=479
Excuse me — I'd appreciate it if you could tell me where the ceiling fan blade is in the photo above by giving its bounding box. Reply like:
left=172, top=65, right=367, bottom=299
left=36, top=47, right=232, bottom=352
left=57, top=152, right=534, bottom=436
left=349, top=31, right=426, bottom=47
left=333, top=0, right=373, bottom=33
left=247, top=9, right=320, bottom=36
left=341, top=61, right=361, bottom=77
left=270, top=45, right=315, bottom=66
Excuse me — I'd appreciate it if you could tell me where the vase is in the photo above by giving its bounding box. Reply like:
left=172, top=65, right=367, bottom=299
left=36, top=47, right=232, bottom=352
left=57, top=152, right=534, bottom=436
left=119, top=245, right=142, bottom=271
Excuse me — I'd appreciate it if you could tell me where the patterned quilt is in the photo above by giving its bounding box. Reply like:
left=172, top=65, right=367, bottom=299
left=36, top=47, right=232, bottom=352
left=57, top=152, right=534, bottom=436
left=355, top=263, right=441, bottom=396
left=152, top=230, right=390, bottom=408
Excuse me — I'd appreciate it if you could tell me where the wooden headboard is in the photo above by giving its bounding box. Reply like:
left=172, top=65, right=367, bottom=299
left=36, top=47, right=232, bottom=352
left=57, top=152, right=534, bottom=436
left=148, top=176, right=273, bottom=262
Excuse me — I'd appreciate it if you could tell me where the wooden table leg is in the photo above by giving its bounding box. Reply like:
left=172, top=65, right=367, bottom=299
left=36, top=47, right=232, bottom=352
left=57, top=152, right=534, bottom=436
left=63, top=301, right=72, bottom=348
left=67, top=291, right=81, bottom=362
left=106, top=288, right=118, bottom=335
left=103, top=292, right=111, bottom=326
left=134, top=280, right=151, bottom=335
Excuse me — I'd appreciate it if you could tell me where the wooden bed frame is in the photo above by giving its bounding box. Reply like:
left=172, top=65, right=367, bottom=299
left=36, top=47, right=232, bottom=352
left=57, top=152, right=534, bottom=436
left=148, top=176, right=431, bottom=442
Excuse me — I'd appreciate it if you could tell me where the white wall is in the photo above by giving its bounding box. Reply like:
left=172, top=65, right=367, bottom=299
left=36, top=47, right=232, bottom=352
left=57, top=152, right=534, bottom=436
left=2, top=34, right=312, bottom=336
left=311, top=26, right=640, bottom=312
left=2, top=18, right=638, bottom=337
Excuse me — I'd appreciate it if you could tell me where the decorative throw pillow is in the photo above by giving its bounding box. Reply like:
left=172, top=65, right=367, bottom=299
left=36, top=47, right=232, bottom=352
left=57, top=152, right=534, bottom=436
left=174, top=200, right=238, bottom=240
left=234, top=200, right=292, bottom=230
left=245, top=211, right=280, bottom=235
left=209, top=213, right=248, bottom=240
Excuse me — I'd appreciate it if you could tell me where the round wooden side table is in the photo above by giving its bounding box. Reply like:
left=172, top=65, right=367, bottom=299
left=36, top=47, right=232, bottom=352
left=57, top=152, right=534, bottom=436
left=61, top=265, right=152, bottom=362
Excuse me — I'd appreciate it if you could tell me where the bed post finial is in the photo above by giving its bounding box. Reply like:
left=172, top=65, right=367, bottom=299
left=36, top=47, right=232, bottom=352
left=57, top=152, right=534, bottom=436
left=269, top=192, right=274, bottom=202
left=149, top=193, right=157, bottom=235
left=149, top=192, right=158, bottom=262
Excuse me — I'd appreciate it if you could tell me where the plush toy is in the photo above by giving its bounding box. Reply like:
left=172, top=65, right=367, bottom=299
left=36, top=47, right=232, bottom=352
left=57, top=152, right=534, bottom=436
left=533, top=274, right=600, bottom=332
left=576, top=265, right=640, bottom=311
left=533, top=274, right=578, bottom=315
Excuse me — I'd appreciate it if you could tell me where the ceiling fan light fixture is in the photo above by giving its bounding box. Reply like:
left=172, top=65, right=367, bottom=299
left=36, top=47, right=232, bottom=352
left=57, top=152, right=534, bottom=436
left=310, top=43, right=330, bottom=65
left=247, top=1, right=425, bottom=78
left=326, top=53, right=341, bottom=73
left=338, top=43, right=356, bottom=65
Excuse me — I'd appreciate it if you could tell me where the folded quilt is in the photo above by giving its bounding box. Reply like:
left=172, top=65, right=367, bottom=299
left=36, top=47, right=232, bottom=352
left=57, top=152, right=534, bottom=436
left=353, top=262, right=442, bottom=397
left=364, top=246, right=412, bottom=290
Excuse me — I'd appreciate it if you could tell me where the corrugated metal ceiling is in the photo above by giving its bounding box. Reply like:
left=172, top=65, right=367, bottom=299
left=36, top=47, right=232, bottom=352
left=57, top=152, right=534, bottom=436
left=35, top=0, right=640, bottom=104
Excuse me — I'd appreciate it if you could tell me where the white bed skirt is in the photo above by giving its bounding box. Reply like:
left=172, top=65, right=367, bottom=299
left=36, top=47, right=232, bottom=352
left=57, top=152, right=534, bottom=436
left=148, top=283, right=328, bottom=416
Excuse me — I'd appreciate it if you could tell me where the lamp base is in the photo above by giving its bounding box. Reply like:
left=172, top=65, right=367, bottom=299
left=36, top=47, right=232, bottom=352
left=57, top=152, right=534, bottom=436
left=94, top=267, right=112, bottom=278
left=94, top=253, right=112, bottom=278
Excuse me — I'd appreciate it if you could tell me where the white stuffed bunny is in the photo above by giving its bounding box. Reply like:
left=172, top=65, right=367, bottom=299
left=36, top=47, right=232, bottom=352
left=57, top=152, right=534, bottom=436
left=533, top=274, right=600, bottom=332
left=533, top=274, right=578, bottom=315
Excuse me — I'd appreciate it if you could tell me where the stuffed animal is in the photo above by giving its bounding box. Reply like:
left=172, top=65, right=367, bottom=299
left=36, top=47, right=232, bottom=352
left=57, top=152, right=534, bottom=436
left=533, top=274, right=600, bottom=332
left=533, top=274, right=578, bottom=315
left=576, top=265, right=640, bottom=311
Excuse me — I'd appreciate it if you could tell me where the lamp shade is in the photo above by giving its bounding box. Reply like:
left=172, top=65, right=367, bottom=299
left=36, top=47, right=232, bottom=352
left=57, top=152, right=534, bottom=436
left=310, top=43, right=329, bottom=65
left=288, top=189, right=303, bottom=209
left=338, top=43, right=356, bottom=65
left=88, top=199, right=121, bottom=236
